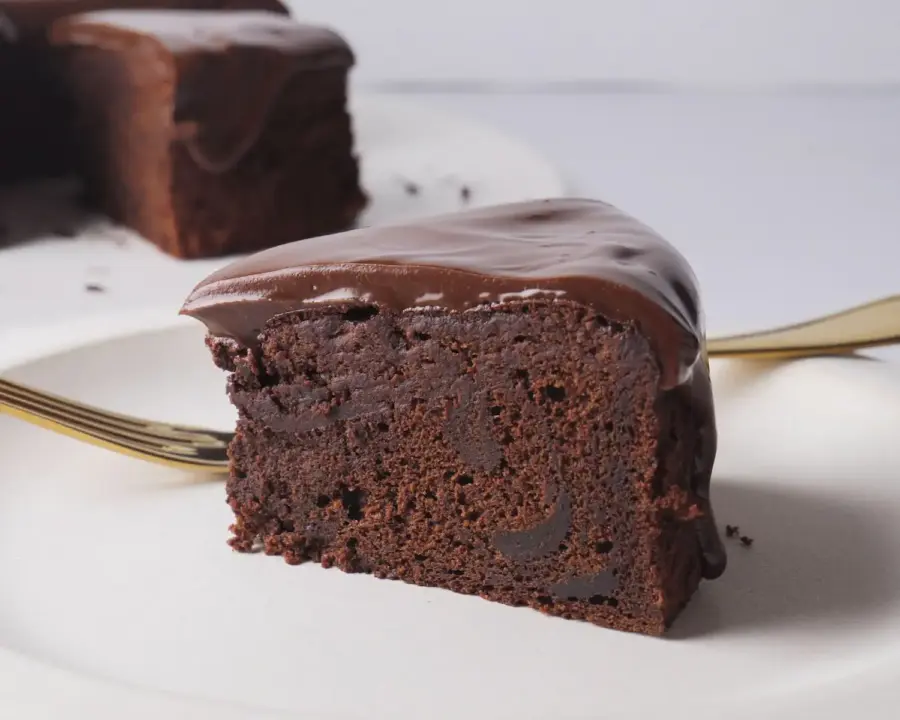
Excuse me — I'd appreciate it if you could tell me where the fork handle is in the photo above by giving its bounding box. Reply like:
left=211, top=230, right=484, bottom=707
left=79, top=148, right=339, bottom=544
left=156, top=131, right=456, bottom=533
left=706, top=294, right=900, bottom=359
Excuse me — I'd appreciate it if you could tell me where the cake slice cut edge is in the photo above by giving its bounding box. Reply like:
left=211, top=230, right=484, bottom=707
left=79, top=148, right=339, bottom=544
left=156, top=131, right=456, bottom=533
left=181, top=198, right=728, bottom=636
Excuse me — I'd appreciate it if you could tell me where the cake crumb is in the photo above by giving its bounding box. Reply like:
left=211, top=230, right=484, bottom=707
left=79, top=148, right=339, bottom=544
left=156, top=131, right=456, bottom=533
left=460, top=185, right=472, bottom=203
left=725, top=524, right=739, bottom=538
left=403, top=181, right=420, bottom=196
left=739, top=535, right=754, bottom=547
left=84, top=283, right=106, bottom=293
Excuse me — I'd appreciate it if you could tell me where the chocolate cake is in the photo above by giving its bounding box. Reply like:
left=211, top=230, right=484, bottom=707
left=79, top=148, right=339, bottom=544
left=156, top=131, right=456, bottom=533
left=0, top=0, right=288, bottom=187
left=50, top=10, right=365, bottom=258
left=181, top=198, right=727, bottom=636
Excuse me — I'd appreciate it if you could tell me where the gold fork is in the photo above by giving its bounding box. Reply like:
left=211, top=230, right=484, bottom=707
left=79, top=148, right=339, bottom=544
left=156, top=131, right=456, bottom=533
left=0, top=378, right=232, bottom=472
left=1, top=294, right=899, bottom=474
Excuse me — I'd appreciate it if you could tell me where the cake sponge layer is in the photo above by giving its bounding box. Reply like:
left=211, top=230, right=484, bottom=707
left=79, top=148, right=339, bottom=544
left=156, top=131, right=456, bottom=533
left=215, top=300, right=709, bottom=635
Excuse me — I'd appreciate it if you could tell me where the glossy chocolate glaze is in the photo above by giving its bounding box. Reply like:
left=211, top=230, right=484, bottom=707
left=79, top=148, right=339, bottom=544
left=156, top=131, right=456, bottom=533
left=51, top=9, right=351, bottom=172
left=182, top=198, right=726, bottom=579
left=184, top=199, right=701, bottom=383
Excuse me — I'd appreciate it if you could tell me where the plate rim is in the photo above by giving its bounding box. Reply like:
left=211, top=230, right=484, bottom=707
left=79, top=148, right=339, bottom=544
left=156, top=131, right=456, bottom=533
left=2, top=319, right=900, bottom=720
left=0, top=312, right=301, bottom=719
left=0, top=308, right=192, bottom=373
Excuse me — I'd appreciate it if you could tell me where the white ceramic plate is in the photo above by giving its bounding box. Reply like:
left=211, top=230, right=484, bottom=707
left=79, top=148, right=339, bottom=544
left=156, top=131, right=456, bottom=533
left=1, top=318, right=900, bottom=719
left=0, top=93, right=565, bottom=334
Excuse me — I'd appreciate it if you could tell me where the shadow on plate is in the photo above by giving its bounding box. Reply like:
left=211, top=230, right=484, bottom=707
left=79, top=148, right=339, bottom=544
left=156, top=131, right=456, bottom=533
left=670, top=477, right=900, bottom=639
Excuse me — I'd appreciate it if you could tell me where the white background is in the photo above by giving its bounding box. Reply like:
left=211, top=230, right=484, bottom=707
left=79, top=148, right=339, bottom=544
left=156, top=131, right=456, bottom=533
left=294, top=0, right=900, bottom=88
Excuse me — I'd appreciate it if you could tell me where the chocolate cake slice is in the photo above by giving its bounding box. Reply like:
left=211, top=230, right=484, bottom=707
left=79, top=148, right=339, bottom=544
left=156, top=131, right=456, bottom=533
left=181, top=198, right=726, bottom=636
left=50, top=10, right=366, bottom=258
left=0, top=0, right=288, bottom=186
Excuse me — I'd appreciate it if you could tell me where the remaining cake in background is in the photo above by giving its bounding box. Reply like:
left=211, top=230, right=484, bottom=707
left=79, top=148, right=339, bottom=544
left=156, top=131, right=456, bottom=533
left=181, top=198, right=726, bottom=636
left=0, top=0, right=289, bottom=187
left=50, top=10, right=366, bottom=258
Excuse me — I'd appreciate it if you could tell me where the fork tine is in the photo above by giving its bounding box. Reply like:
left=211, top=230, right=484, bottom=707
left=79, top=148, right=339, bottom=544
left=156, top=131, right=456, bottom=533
left=0, top=378, right=159, bottom=431
left=0, top=378, right=231, bottom=471
left=0, top=401, right=228, bottom=472
left=0, top=392, right=226, bottom=458
left=0, top=384, right=213, bottom=453
left=0, top=379, right=231, bottom=446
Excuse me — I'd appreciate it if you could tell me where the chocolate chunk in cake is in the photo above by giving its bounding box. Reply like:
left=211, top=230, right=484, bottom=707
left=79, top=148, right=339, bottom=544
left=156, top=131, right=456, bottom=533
left=181, top=198, right=727, bottom=636
left=0, top=0, right=288, bottom=186
left=50, top=10, right=366, bottom=258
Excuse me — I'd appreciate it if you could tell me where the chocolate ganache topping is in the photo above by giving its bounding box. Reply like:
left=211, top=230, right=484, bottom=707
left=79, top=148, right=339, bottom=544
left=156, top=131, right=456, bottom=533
left=182, top=197, right=726, bottom=578
left=184, top=198, right=704, bottom=387
left=51, top=10, right=352, bottom=172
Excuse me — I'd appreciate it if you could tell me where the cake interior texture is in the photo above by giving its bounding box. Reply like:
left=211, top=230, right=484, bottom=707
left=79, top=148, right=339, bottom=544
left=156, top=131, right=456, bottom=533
left=182, top=198, right=726, bottom=637
left=212, top=300, right=710, bottom=636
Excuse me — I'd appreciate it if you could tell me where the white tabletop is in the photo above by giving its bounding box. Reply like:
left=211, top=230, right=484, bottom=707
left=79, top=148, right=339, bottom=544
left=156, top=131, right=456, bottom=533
left=2, top=87, right=900, bottom=720
left=295, top=0, right=900, bottom=89
left=1, top=90, right=898, bottom=358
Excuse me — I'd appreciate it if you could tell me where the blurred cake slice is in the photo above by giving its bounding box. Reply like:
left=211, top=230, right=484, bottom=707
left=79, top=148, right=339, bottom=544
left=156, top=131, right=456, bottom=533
left=50, top=9, right=366, bottom=257
left=0, top=0, right=289, bottom=186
